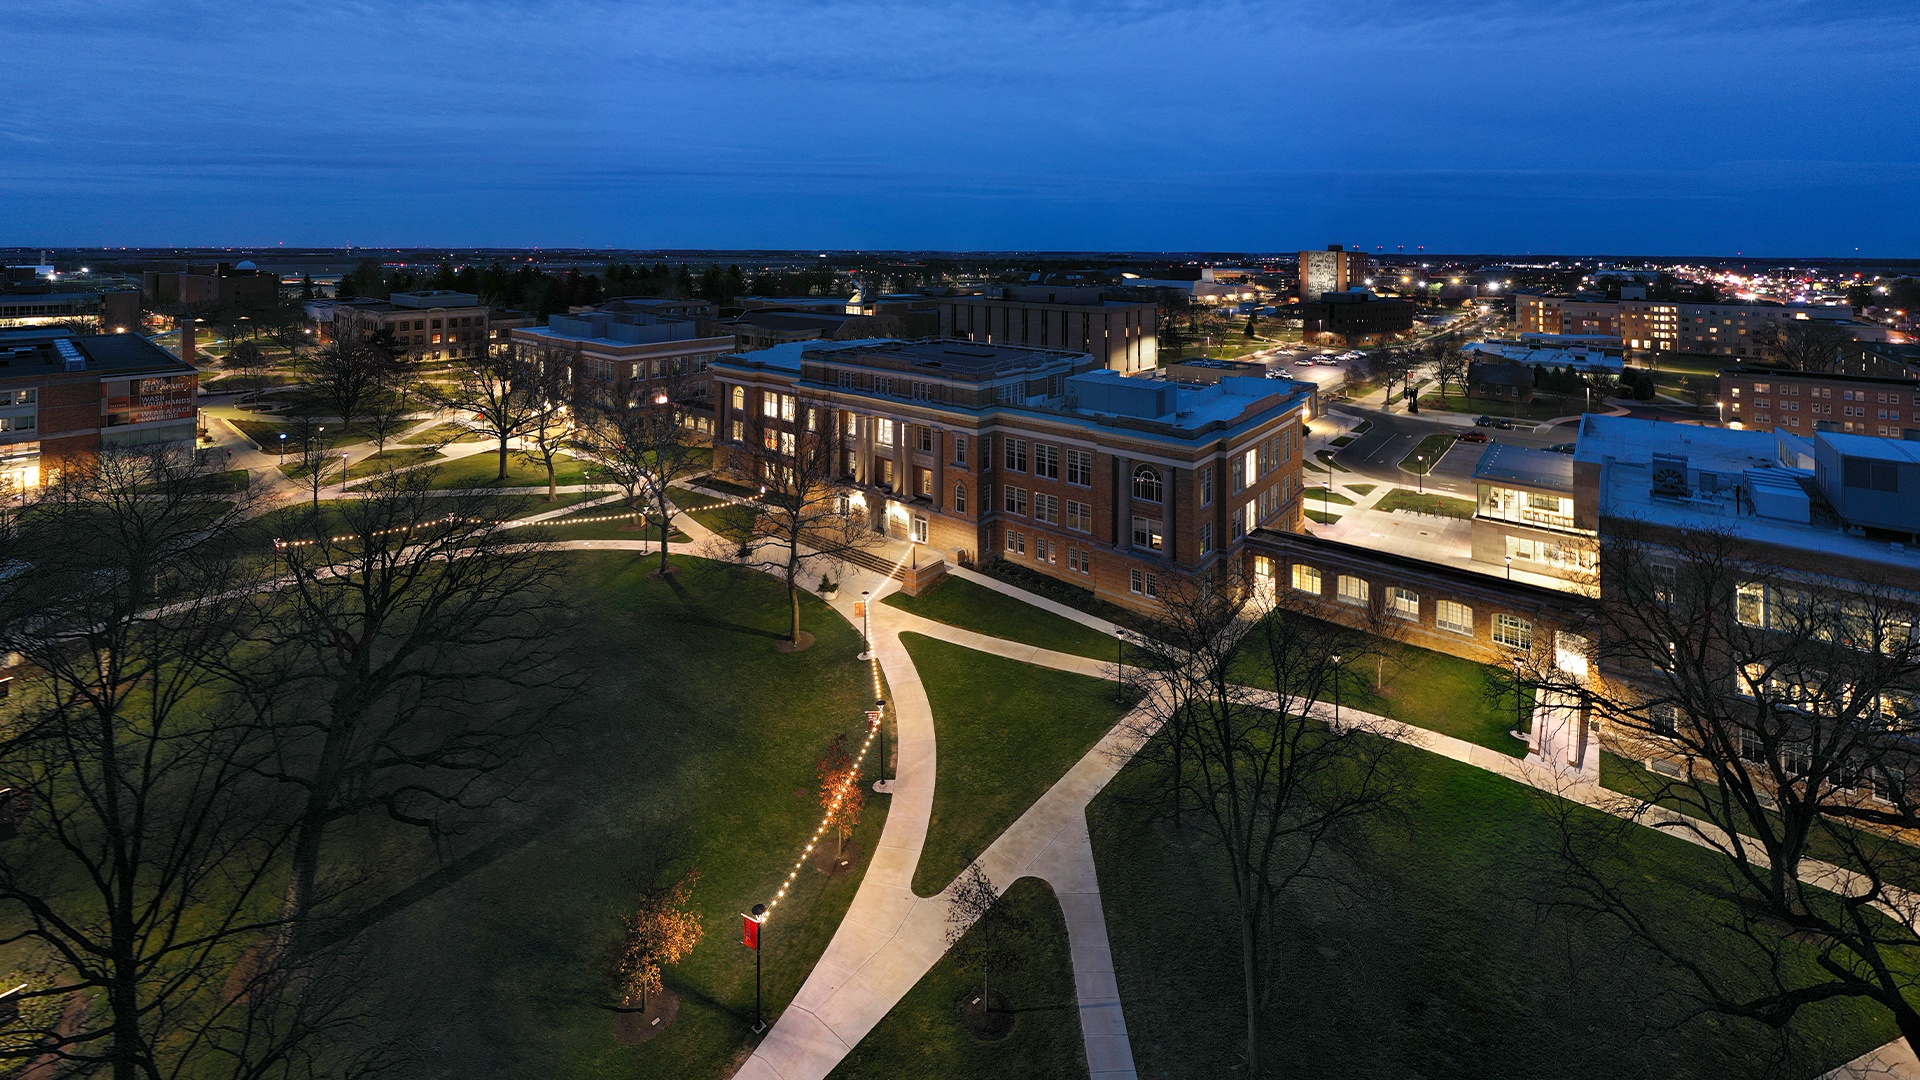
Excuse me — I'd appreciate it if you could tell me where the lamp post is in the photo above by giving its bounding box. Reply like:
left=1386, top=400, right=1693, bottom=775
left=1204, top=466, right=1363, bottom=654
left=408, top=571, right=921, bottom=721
left=1114, top=628, right=1132, bottom=705
left=1330, top=654, right=1342, bottom=730
left=746, top=903, right=768, bottom=1033
left=858, top=590, right=873, bottom=662
left=1416, top=454, right=1425, bottom=494
left=1514, top=658, right=1526, bottom=738
left=340, top=452, right=350, bottom=487
left=277, top=432, right=287, bottom=462
left=873, top=697, right=887, bottom=786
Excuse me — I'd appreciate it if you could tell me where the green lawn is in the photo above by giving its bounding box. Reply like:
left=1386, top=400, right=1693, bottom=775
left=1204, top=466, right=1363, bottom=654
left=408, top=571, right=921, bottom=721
left=228, top=418, right=367, bottom=453
left=972, top=560, right=1138, bottom=629
left=353, top=555, right=887, bottom=1079
left=1373, top=488, right=1475, bottom=519
left=1313, top=449, right=1351, bottom=473
left=399, top=421, right=493, bottom=445
left=424, top=450, right=592, bottom=490
left=1330, top=435, right=1356, bottom=447
left=1232, top=624, right=1526, bottom=756
left=902, top=634, right=1130, bottom=897
left=830, top=878, right=1084, bottom=1079
left=669, top=485, right=726, bottom=511
left=882, top=577, right=1117, bottom=661
left=536, top=501, right=692, bottom=542
left=1423, top=389, right=1569, bottom=422
left=1304, top=486, right=1354, bottom=506
left=1305, top=508, right=1341, bottom=525
left=1091, top=740, right=1898, bottom=1080
left=1346, top=483, right=1377, bottom=496
left=1398, top=433, right=1457, bottom=474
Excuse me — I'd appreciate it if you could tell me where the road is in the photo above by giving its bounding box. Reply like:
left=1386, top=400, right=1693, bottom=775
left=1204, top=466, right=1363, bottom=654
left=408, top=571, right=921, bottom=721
left=1321, top=402, right=1573, bottom=499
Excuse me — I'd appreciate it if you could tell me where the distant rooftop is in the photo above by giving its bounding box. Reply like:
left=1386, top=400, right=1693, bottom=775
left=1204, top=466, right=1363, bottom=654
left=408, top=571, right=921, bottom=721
left=390, top=290, right=481, bottom=308
left=803, top=338, right=1082, bottom=380
left=0, top=329, right=195, bottom=377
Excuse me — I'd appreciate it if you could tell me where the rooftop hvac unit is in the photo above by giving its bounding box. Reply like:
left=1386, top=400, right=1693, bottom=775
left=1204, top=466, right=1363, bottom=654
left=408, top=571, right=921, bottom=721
left=1651, top=453, right=1690, bottom=498
left=55, top=340, right=84, bottom=372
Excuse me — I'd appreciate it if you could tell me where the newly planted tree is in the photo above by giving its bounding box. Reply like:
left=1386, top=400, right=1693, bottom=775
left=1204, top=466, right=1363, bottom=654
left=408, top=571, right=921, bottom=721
left=616, top=869, right=704, bottom=1013
left=816, top=733, right=865, bottom=860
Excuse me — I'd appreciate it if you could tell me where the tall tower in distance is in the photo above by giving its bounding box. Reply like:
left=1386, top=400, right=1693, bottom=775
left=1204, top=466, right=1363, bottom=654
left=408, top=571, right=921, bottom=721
left=1298, top=244, right=1371, bottom=302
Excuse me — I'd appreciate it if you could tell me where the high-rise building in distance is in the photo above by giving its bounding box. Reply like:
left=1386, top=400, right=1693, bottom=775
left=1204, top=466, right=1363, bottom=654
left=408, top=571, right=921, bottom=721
left=1298, top=245, right=1370, bottom=302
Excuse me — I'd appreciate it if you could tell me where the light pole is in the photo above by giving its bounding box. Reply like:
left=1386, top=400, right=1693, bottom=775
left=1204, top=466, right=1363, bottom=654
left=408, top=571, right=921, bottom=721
left=1505, top=554, right=1513, bottom=581
left=1330, top=654, right=1342, bottom=730
left=858, top=590, right=873, bottom=662
left=748, top=903, right=767, bottom=1033
left=277, top=431, right=287, bottom=462
left=1416, top=454, right=1425, bottom=494
left=873, top=697, right=887, bottom=786
left=1114, top=628, right=1132, bottom=705
left=340, top=452, right=350, bottom=487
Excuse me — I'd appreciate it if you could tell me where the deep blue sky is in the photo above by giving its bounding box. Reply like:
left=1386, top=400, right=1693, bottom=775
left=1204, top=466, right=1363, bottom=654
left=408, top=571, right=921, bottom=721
left=4, top=0, right=1915, bottom=255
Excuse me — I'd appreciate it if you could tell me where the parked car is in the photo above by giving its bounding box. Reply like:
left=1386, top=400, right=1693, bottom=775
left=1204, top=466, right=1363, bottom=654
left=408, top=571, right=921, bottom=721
left=1295, top=358, right=1315, bottom=366
left=1458, top=431, right=1490, bottom=443
left=1493, top=419, right=1515, bottom=430
left=1473, top=415, right=1497, bottom=427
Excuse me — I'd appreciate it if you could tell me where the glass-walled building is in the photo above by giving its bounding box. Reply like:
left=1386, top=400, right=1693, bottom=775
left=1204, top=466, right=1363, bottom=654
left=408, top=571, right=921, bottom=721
left=1470, top=444, right=1596, bottom=581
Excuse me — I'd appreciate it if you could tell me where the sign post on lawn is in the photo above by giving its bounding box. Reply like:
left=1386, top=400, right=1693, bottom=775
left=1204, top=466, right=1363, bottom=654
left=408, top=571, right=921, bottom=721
left=744, top=904, right=767, bottom=1033
left=868, top=706, right=885, bottom=787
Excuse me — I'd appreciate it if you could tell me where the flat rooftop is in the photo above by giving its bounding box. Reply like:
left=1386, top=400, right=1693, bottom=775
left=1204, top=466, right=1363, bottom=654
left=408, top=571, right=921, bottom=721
left=805, top=338, right=1083, bottom=379
left=1473, top=444, right=1575, bottom=492
left=0, top=330, right=195, bottom=377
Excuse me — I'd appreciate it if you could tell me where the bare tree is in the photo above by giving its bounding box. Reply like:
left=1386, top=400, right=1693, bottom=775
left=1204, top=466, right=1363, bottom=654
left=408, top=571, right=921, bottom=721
left=571, top=367, right=712, bottom=577
left=0, top=447, right=370, bottom=1080
left=712, top=420, right=878, bottom=646
left=429, top=349, right=538, bottom=483
left=514, top=352, right=574, bottom=502
left=224, top=339, right=273, bottom=402
left=304, top=333, right=409, bottom=434
left=1755, top=320, right=1851, bottom=374
left=944, top=863, right=1030, bottom=1012
left=1366, top=348, right=1417, bottom=406
left=236, top=468, right=581, bottom=951
left=1528, top=522, right=1920, bottom=1056
left=1426, top=338, right=1467, bottom=403
left=1122, top=567, right=1404, bottom=1076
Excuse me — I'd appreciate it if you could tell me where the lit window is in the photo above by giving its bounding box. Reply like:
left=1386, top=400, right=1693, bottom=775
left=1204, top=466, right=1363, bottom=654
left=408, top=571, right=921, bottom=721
left=1338, top=575, right=1369, bottom=607
left=1132, top=465, right=1163, bottom=503
left=1493, top=614, right=1533, bottom=650
left=1291, top=564, right=1322, bottom=595
left=1387, top=586, right=1418, bottom=620
left=954, top=483, right=967, bottom=514
left=1436, top=600, right=1472, bottom=634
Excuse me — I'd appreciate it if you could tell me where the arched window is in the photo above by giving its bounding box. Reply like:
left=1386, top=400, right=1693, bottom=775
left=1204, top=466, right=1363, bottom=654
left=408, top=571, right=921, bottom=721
left=730, top=384, right=746, bottom=411
left=954, top=482, right=968, bottom=514
left=1132, top=464, right=1163, bottom=503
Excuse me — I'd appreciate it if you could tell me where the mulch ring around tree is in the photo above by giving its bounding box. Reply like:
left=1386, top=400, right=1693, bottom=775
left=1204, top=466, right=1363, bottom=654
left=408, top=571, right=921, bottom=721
left=776, top=631, right=815, bottom=653
left=612, top=988, right=680, bottom=1045
left=956, top=986, right=1014, bottom=1041
left=810, top=838, right=863, bottom=877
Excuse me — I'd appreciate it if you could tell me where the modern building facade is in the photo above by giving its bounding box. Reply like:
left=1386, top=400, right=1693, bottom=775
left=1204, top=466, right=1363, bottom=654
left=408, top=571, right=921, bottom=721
left=1298, top=246, right=1371, bottom=303
left=1470, top=445, right=1596, bottom=583
left=937, top=286, right=1157, bottom=373
left=1718, top=366, right=1920, bottom=439
left=0, top=328, right=199, bottom=493
left=711, top=338, right=1309, bottom=610
left=0, top=289, right=142, bottom=332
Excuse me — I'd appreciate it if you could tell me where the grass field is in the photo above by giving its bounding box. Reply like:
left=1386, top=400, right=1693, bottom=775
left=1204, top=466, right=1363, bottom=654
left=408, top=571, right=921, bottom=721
left=1313, top=450, right=1351, bottom=473
left=1373, top=488, right=1475, bottom=519
left=901, top=634, right=1130, bottom=897
left=882, top=577, right=1116, bottom=661
left=830, top=878, right=1084, bottom=1079
left=1305, top=508, right=1341, bottom=525
left=398, top=421, right=492, bottom=445
left=1304, top=486, right=1354, bottom=506
left=423, top=450, right=591, bottom=490
left=1422, top=389, right=1572, bottom=422
left=351, top=554, right=887, bottom=1079
left=1398, top=433, right=1457, bottom=474
left=1345, top=483, right=1377, bottom=496
left=1091, top=740, right=1897, bottom=1079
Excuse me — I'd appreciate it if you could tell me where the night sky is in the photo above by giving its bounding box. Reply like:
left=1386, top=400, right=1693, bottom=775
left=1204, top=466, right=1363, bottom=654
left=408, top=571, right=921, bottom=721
left=5, top=1, right=1916, bottom=254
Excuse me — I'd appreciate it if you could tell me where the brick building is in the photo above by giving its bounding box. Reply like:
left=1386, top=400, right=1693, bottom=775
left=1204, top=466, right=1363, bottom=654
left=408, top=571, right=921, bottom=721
left=936, top=286, right=1157, bottom=374
left=329, top=291, right=530, bottom=362
left=510, top=309, right=734, bottom=430
left=711, top=338, right=1309, bottom=610
left=1300, top=290, right=1414, bottom=346
left=1718, top=366, right=1920, bottom=439
left=140, top=261, right=279, bottom=316
left=0, top=328, right=199, bottom=493
left=1514, top=292, right=1871, bottom=361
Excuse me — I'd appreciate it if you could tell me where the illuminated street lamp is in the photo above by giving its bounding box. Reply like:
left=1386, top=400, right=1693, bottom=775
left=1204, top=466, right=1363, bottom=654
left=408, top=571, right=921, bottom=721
left=743, top=904, right=768, bottom=1033
left=1330, top=654, right=1343, bottom=730
left=277, top=432, right=287, bottom=462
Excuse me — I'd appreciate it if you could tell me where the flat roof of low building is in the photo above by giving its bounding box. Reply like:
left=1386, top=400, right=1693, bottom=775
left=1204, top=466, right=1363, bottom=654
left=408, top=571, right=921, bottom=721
left=1818, top=429, right=1920, bottom=464
left=0, top=330, right=195, bottom=377
left=805, top=338, right=1082, bottom=378
left=1473, top=444, right=1574, bottom=492
left=1721, top=365, right=1920, bottom=386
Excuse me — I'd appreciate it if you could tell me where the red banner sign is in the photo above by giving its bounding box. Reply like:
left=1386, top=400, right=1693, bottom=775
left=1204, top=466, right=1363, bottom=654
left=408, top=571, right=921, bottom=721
left=852, top=601, right=866, bottom=619
left=742, top=912, right=761, bottom=951
left=866, top=710, right=882, bottom=731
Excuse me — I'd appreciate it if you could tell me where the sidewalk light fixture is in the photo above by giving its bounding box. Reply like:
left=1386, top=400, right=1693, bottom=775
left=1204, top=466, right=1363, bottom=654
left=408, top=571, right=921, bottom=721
left=1330, top=654, right=1342, bottom=729
left=277, top=432, right=287, bottom=462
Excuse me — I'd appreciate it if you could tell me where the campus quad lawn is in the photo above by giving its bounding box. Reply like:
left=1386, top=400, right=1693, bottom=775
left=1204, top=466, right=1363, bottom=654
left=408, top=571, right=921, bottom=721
left=1372, top=488, right=1476, bottom=519
left=901, top=633, right=1131, bottom=897
left=1091, top=743, right=1899, bottom=1080
left=1422, top=388, right=1571, bottom=422
left=1304, top=508, right=1341, bottom=525
left=882, top=577, right=1117, bottom=661
left=423, top=450, right=592, bottom=490
left=398, top=420, right=492, bottom=445
left=829, top=878, right=1085, bottom=1079
left=1303, top=486, right=1354, bottom=506
left=1229, top=623, right=1525, bottom=756
left=351, top=554, right=887, bottom=1079
left=536, top=501, right=693, bottom=543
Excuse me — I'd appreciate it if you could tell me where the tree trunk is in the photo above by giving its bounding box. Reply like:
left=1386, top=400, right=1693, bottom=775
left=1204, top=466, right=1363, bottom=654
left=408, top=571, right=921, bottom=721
left=496, top=435, right=510, bottom=482
left=1240, top=909, right=1261, bottom=1077
left=789, top=578, right=802, bottom=644
left=545, top=461, right=556, bottom=502
left=657, top=490, right=673, bottom=577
